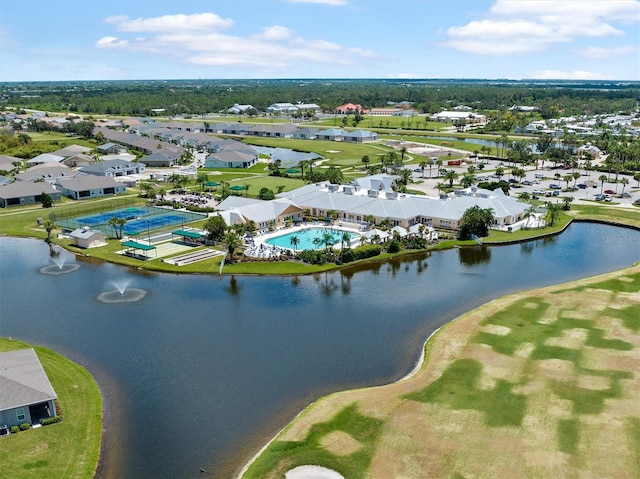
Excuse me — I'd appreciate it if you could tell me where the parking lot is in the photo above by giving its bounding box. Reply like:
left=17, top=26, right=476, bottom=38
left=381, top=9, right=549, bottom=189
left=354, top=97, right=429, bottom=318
left=409, top=157, right=638, bottom=208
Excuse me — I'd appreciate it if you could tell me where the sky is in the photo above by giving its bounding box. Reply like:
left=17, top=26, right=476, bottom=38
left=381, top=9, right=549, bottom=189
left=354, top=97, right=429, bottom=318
left=1, top=0, right=639, bottom=82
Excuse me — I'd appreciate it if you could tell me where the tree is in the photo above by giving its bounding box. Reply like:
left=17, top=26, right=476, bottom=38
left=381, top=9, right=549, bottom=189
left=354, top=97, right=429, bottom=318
left=361, top=155, right=370, bottom=168
left=107, top=217, right=126, bottom=239
left=599, top=174, right=607, bottom=194
left=223, top=231, right=241, bottom=262
left=545, top=202, right=561, bottom=226
left=257, top=187, right=275, bottom=200
left=620, top=177, right=629, bottom=195
left=634, top=172, right=640, bottom=188
left=458, top=205, right=495, bottom=240
left=203, top=215, right=227, bottom=242
left=43, top=220, right=55, bottom=243
left=40, top=192, right=53, bottom=208
left=243, top=183, right=250, bottom=197
left=443, top=170, right=459, bottom=187
left=460, top=174, right=475, bottom=188
left=419, top=160, right=427, bottom=178
left=289, top=235, right=299, bottom=252
left=196, top=172, right=209, bottom=191
left=562, top=196, right=574, bottom=211
left=518, top=192, right=531, bottom=203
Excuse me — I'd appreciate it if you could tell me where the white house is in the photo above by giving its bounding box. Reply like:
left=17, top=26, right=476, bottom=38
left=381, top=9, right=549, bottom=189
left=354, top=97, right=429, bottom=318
left=70, top=227, right=107, bottom=248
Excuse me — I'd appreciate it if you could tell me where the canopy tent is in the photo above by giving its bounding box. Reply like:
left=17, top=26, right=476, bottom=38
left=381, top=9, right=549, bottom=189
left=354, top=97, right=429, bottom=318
left=229, top=185, right=246, bottom=191
left=204, top=181, right=221, bottom=187
left=285, top=168, right=299, bottom=174
left=172, top=229, right=205, bottom=245
left=121, top=240, right=156, bottom=258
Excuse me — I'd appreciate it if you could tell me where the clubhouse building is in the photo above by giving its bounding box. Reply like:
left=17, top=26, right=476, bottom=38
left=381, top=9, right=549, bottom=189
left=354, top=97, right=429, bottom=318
left=217, top=174, right=528, bottom=231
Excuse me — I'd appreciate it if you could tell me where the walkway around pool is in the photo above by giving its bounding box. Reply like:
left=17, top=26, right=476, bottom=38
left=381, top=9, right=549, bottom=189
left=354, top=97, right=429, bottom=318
left=245, top=223, right=363, bottom=258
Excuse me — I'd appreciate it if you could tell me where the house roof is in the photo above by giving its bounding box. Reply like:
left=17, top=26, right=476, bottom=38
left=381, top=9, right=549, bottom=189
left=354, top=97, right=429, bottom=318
left=0, top=181, right=61, bottom=199
left=16, top=165, right=76, bottom=182
left=70, top=227, right=106, bottom=240
left=26, top=153, right=65, bottom=165
left=0, top=349, right=57, bottom=411
left=81, top=159, right=143, bottom=174
left=51, top=144, right=92, bottom=157
left=57, top=173, right=123, bottom=191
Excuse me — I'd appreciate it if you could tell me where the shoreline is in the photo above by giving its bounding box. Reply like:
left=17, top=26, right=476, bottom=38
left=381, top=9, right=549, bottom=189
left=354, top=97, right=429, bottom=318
left=235, top=260, right=640, bottom=478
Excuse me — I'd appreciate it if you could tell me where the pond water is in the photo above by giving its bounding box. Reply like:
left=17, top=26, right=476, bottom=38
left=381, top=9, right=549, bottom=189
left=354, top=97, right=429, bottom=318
left=253, top=146, right=324, bottom=168
left=0, top=222, right=638, bottom=479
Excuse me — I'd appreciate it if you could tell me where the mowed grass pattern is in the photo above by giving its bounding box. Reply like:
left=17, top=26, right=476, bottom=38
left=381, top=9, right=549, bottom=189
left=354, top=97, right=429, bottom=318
left=243, top=267, right=640, bottom=479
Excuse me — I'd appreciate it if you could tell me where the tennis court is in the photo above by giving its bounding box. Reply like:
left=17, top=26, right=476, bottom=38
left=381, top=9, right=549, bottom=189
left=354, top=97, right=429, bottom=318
left=54, top=206, right=207, bottom=237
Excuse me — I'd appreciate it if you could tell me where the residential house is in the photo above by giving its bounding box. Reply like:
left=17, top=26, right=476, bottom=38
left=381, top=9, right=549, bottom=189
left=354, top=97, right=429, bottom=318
left=0, top=155, right=22, bottom=174
left=80, top=159, right=146, bottom=177
left=15, top=164, right=79, bottom=185
left=316, top=128, right=346, bottom=141
left=139, top=151, right=178, bottom=167
left=97, top=142, right=126, bottom=155
left=25, top=153, right=65, bottom=167
left=50, top=144, right=92, bottom=158
left=0, top=181, right=62, bottom=207
left=204, top=149, right=258, bottom=169
left=0, top=349, right=58, bottom=428
left=266, top=103, right=299, bottom=115
left=56, top=173, right=127, bottom=200
left=343, top=130, right=379, bottom=143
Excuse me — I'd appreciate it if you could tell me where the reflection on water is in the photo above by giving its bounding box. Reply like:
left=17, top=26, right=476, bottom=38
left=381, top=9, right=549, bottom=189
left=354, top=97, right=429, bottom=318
left=458, top=245, right=492, bottom=267
left=1, top=223, right=639, bottom=479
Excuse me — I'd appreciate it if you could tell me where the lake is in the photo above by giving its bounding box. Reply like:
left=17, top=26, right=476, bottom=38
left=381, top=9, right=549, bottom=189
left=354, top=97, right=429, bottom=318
left=0, top=222, right=638, bottom=478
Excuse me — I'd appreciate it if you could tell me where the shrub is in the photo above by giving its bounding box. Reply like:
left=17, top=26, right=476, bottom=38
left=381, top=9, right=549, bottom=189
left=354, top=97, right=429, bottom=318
left=386, top=240, right=402, bottom=253
left=41, top=416, right=62, bottom=426
left=10, top=426, right=19, bottom=434
left=19, top=423, right=31, bottom=431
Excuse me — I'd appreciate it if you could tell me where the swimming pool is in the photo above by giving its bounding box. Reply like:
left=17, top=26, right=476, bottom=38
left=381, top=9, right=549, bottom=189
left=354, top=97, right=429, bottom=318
left=265, top=227, right=357, bottom=251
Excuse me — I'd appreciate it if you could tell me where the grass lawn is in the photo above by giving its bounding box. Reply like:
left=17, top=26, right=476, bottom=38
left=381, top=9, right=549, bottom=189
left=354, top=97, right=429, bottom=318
left=0, top=338, right=102, bottom=479
left=242, top=265, right=640, bottom=479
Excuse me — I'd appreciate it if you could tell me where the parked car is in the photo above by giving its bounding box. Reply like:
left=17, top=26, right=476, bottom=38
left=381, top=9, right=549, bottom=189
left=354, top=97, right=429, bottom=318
left=533, top=189, right=546, bottom=195
left=595, top=194, right=605, bottom=201
left=620, top=192, right=631, bottom=198
left=534, top=173, right=545, bottom=179
left=521, top=180, right=533, bottom=186
left=550, top=183, right=561, bottom=189
left=476, top=176, right=489, bottom=181
left=577, top=183, right=587, bottom=189
left=552, top=190, right=560, bottom=196
left=604, top=195, right=612, bottom=202
left=604, top=189, right=616, bottom=195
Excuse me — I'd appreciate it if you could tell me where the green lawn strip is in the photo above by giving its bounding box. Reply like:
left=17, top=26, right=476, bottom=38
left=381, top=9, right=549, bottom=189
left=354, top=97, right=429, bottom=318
left=237, top=176, right=305, bottom=195
left=569, top=205, right=640, bottom=229
left=483, top=214, right=572, bottom=244
left=243, top=403, right=383, bottom=479
left=601, top=304, right=640, bottom=332
left=557, top=418, right=580, bottom=454
left=626, top=418, right=640, bottom=478
left=0, top=338, right=101, bottom=479
left=552, top=272, right=640, bottom=296
left=403, top=359, right=527, bottom=427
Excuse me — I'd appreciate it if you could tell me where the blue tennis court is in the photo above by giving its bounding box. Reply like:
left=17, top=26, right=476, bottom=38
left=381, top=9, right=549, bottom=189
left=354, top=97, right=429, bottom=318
left=76, top=208, right=148, bottom=226
left=124, top=214, right=193, bottom=235
left=55, top=206, right=207, bottom=237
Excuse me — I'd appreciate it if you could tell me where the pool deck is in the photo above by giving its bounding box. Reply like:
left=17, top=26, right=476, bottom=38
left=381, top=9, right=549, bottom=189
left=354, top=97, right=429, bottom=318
left=245, top=223, right=363, bottom=258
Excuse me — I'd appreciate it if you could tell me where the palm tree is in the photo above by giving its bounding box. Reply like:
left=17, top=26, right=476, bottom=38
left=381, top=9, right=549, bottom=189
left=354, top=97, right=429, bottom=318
left=289, top=235, right=299, bottom=252
left=223, top=231, right=242, bottom=262
left=620, top=177, right=629, bottom=196
left=400, top=146, right=407, bottom=163
left=43, top=220, right=55, bottom=243
left=196, top=172, right=209, bottom=191
left=518, top=192, right=531, bottom=203
left=312, top=237, right=322, bottom=250
left=545, top=202, right=561, bottom=227
left=599, top=174, right=607, bottom=194
left=243, top=183, right=250, bottom=197
left=444, top=170, right=459, bottom=187
left=107, top=217, right=126, bottom=239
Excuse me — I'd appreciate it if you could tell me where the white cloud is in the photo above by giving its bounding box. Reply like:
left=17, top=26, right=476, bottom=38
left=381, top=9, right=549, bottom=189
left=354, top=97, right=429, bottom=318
left=287, top=0, right=348, bottom=5
left=527, top=69, right=612, bottom=80
left=105, top=13, right=234, bottom=33
left=580, top=45, right=639, bottom=58
left=444, top=0, right=640, bottom=55
left=95, top=12, right=376, bottom=71
left=95, top=36, right=128, bottom=49
left=251, top=25, right=293, bottom=41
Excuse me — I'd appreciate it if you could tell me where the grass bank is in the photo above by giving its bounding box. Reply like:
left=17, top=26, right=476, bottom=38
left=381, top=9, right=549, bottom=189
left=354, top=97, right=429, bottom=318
left=241, top=264, right=640, bottom=479
left=0, top=338, right=102, bottom=479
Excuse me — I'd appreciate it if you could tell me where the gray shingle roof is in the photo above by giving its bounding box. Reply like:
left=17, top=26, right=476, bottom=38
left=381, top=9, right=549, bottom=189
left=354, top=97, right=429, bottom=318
left=0, top=349, right=57, bottom=411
